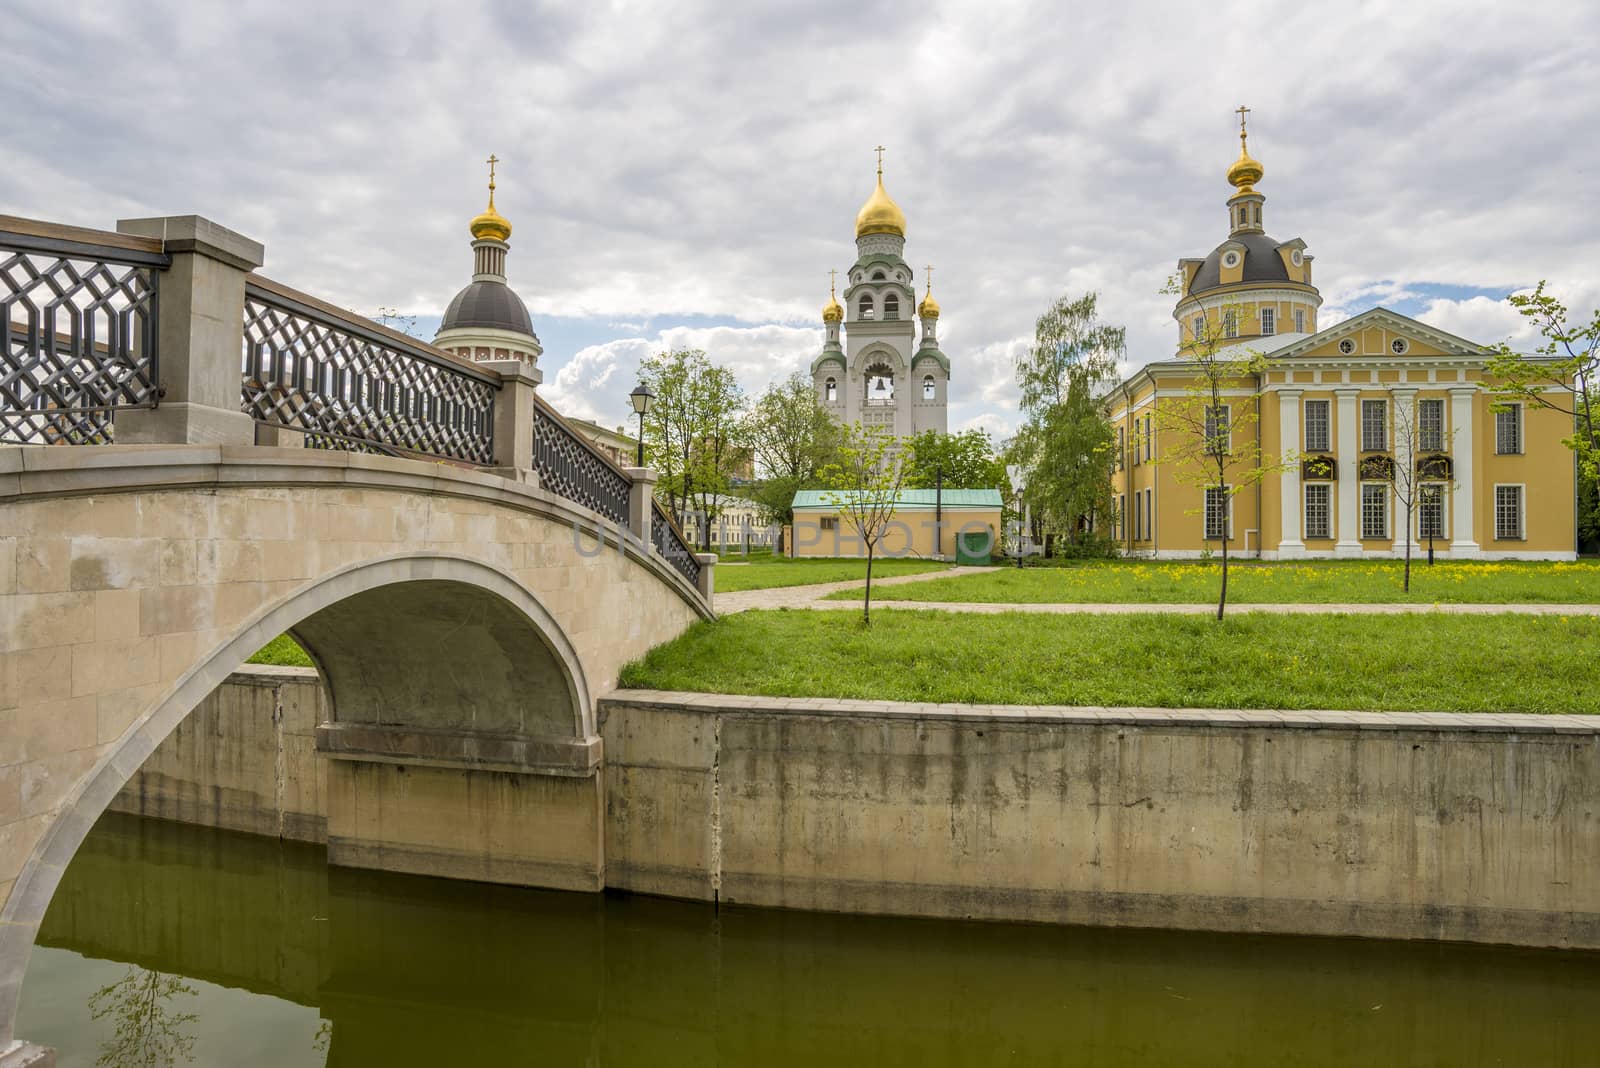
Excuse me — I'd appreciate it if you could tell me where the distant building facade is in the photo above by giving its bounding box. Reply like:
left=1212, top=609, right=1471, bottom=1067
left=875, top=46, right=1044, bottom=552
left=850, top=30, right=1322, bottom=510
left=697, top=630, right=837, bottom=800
left=1107, top=112, right=1575, bottom=560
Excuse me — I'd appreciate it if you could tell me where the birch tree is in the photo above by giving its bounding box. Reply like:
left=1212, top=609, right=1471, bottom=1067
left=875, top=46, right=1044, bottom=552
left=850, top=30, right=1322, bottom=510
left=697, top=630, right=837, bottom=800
left=819, top=421, right=907, bottom=625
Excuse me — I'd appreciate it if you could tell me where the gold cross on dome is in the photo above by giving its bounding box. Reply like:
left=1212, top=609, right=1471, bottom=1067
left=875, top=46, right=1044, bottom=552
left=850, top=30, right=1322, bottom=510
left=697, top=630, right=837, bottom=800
left=925, top=264, right=934, bottom=292
left=874, top=145, right=886, bottom=175
left=1235, top=105, right=1250, bottom=132
left=829, top=268, right=838, bottom=295
left=486, top=153, right=499, bottom=192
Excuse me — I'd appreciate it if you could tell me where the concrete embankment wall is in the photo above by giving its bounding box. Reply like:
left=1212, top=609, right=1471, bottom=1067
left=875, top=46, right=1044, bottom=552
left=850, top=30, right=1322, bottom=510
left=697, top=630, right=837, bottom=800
left=108, top=665, right=327, bottom=844
left=602, top=691, right=1600, bottom=949
left=109, top=669, right=1600, bottom=948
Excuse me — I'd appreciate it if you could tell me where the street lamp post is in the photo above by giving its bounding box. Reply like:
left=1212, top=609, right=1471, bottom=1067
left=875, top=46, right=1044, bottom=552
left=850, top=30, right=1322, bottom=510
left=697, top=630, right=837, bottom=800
left=629, top=383, right=654, bottom=467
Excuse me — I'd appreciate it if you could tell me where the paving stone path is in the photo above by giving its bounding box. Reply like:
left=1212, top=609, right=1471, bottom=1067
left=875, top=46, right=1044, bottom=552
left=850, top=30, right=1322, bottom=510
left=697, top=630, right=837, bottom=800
left=716, top=568, right=1600, bottom=616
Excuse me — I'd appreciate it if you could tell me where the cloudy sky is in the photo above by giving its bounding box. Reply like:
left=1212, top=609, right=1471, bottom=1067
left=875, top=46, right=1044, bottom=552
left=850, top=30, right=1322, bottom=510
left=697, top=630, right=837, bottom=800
left=7, top=1, right=1598, bottom=439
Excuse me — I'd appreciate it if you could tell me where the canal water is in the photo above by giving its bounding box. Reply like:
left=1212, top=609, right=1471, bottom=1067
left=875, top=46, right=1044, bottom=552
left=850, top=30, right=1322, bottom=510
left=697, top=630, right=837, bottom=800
left=20, top=814, right=1600, bottom=1066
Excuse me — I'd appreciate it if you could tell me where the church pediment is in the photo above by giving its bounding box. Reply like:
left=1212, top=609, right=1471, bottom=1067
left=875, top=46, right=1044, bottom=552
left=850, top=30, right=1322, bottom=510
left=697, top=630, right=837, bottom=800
left=1270, top=307, right=1488, bottom=362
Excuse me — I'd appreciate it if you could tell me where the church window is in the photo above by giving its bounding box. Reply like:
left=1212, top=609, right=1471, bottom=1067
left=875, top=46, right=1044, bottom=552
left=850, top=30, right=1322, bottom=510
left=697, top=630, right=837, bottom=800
left=1205, top=404, right=1231, bottom=454
left=1294, top=309, right=1306, bottom=333
left=1419, top=399, right=1445, bottom=451
left=884, top=293, right=900, bottom=320
left=1304, top=483, right=1332, bottom=539
left=1419, top=484, right=1447, bottom=540
left=1260, top=307, right=1275, bottom=335
left=1134, top=492, right=1142, bottom=540
left=1304, top=400, right=1330, bottom=452
left=1222, top=309, right=1239, bottom=339
left=1116, top=426, right=1125, bottom=470
left=1495, top=404, right=1523, bottom=454
left=872, top=270, right=886, bottom=281
left=1361, top=483, right=1389, bottom=539
left=1144, top=415, right=1153, bottom=460
left=1391, top=338, right=1410, bottom=355
left=1204, top=487, right=1230, bottom=540
left=1362, top=399, right=1388, bottom=451
left=859, top=296, right=875, bottom=320
left=825, top=378, right=837, bottom=404
left=923, top=375, right=935, bottom=400
left=1192, top=314, right=1205, bottom=341
left=1338, top=338, right=1357, bottom=355
left=1494, top=484, right=1524, bottom=539
left=1222, top=250, right=1241, bottom=270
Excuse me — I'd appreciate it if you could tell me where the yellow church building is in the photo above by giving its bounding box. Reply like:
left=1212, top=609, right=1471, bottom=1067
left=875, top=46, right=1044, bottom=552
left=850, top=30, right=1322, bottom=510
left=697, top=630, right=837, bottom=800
left=1107, top=113, right=1576, bottom=561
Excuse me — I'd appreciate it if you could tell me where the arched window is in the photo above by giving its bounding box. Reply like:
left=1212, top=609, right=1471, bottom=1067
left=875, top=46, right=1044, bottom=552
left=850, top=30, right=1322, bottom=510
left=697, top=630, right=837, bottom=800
left=872, top=270, right=886, bottom=280
left=923, top=374, right=935, bottom=400
left=825, top=378, right=837, bottom=403
left=883, top=293, right=899, bottom=320
left=858, top=296, right=875, bottom=320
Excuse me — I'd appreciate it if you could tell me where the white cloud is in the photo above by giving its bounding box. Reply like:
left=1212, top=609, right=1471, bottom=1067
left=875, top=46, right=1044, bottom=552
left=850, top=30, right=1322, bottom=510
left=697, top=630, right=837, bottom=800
left=6, top=1, right=1598, bottom=434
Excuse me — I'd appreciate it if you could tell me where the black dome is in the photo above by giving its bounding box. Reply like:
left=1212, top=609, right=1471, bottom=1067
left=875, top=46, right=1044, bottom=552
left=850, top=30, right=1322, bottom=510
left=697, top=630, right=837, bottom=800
left=440, top=280, right=535, bottom=335
left=1188, top=232, right=1292, bottom=296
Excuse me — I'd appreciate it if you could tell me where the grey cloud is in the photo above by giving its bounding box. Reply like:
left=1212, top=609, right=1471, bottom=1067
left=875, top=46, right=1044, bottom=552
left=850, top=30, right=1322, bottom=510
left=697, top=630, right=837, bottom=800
left=5, top=0, right=1596, bottom=438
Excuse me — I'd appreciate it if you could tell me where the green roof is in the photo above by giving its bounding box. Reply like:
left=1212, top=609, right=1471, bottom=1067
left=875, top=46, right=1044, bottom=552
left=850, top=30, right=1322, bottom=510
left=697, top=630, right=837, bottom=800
left=792, top=488, right=1003, bottom=510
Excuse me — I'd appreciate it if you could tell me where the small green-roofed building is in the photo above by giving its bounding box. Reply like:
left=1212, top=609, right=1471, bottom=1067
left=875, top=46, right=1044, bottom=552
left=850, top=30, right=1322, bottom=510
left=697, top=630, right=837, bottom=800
left=790, top=488, right=1002, bottom=559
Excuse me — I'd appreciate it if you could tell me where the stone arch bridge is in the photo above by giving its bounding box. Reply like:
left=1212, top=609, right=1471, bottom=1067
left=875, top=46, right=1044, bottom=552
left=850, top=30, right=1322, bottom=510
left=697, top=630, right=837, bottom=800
left=0, top=214, right=714, bottom=1047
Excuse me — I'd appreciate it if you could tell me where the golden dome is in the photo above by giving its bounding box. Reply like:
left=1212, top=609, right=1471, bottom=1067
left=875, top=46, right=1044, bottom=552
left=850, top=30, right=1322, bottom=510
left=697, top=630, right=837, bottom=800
left=470, top=153, right=512, bottom=242
left=823, top=293, right=844, bottom=322
left=918, top=289, right=940, bottom=319
left=1227, top=107, right=1263, bottom=194
left=1227, top=146, right=1263, bottom=194
left=854, top=173, right=907, bottom=239
left=470, top=195, right=512, bottom=243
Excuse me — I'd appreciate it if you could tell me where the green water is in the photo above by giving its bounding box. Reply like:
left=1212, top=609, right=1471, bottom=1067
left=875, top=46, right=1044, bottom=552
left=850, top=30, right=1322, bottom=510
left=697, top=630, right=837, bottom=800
left=20, top=814, right=1600, bottom=1067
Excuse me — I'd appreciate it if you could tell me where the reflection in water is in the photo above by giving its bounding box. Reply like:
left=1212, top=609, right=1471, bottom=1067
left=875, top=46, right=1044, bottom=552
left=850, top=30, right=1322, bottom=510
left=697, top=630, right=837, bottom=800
left=20, top=813, right=1600, bottom=1067
left=88, top=967, right=199, bottom=1068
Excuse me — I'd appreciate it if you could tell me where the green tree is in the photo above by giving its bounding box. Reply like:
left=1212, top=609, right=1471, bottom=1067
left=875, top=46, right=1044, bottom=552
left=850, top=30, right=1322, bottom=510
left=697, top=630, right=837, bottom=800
left=1011, top=292, right=1124, bottom=551
left=745, top=372, right=839, bottom=527
left=1155, top=289, right=1289, bottom=619
left=1485, top=281, right=1600, bottom=542
left=639, top=348, right=748, bottom=547
left=820, top=421, right=909, bottom=625
left=88, top=966, right=199, bottom=1068
left=902, top=428, right=1008, bottom=492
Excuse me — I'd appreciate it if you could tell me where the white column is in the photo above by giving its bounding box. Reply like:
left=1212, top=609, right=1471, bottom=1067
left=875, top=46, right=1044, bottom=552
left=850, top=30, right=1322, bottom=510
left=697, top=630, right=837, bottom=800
left=1333, top=387, right=1362, bottom=556
left=1391, top=388, right=1419, bottom=556
left=1277, top=389, right=1304, bottom=557
left=1449, top=386, right=1480, bottom=556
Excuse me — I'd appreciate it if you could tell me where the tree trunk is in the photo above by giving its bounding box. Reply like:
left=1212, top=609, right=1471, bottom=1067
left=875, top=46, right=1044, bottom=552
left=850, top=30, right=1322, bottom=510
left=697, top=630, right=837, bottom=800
left=1218, top=527, right=1229, bottom=621
left=863, top=544, right=875, bottom=626
left=1404, top=501, right=1413, bottom=592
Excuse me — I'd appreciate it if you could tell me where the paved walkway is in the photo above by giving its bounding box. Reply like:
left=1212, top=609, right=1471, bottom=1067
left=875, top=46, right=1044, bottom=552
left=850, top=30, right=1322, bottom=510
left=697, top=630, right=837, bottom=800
left=717, top=570, right=1600, bottom=616
left=715, top=566, right=990, bottom=613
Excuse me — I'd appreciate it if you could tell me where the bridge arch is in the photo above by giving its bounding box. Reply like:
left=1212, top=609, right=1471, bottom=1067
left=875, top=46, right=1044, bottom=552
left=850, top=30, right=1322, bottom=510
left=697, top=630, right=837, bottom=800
left=0, top=447, right=710, bottom=1042
left=0, top=554, right=592, bottom=1032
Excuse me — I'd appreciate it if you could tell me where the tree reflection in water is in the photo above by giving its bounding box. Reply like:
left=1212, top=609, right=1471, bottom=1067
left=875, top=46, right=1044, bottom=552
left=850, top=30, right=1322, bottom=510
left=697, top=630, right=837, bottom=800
left=87, top=966, right=199, bottom=1068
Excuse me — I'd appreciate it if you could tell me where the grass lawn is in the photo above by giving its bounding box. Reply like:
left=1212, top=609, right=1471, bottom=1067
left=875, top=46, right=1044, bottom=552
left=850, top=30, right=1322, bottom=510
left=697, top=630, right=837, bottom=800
left=621, top=609, right=1599, bottom=713
left=714, top=554, right=950, bottom=593
left=824, top=559, right=1600, bottom=605
left=247, top=634, right=314, bottom=667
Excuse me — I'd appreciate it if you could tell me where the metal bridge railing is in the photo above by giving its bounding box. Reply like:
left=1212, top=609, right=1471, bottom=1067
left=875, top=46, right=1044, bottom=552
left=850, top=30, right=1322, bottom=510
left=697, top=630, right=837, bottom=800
left=0, top=220, right=168, bottom=445
left=241, top=275, right=499, bottom=465
left=652, top=499, right=702, bottom=587
left=531, top=396, right=632, bottom=528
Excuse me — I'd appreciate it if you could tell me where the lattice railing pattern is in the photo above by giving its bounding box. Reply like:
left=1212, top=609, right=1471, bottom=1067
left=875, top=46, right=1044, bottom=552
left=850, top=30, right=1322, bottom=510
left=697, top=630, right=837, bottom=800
left=532, top=401, right=632, bottom=527
left=242, top=282, right=497, bottom=464
left=0, top=235, right=162, bottom=445
left=653, top=500, right=702, bottom=586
